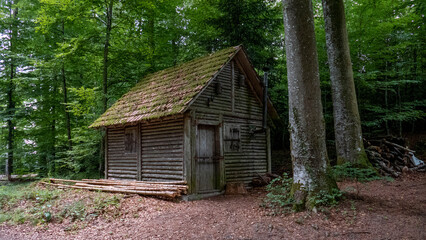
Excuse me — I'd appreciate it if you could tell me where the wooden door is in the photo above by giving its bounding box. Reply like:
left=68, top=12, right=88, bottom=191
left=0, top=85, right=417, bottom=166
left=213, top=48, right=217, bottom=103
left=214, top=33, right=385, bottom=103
left=197, top=125, right=219, bottom=193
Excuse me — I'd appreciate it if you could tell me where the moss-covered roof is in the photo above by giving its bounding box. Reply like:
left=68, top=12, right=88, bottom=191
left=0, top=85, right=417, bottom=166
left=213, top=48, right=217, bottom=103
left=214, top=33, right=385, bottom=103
left=90, top=46, right=241, bottom=128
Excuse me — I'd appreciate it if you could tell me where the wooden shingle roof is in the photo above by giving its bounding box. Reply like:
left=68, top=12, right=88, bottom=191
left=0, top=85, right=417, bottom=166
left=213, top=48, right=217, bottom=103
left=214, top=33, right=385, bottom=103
left=90, top=46, right=241, bottom=128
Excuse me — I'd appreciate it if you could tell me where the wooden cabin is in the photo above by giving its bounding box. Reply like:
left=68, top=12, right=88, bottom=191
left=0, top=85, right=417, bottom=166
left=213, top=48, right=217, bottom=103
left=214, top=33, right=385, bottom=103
left=90, top=45, right=279, bottom=197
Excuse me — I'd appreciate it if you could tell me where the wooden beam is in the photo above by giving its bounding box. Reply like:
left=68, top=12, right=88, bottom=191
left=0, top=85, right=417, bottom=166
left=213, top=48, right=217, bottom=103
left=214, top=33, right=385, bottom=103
left=266, top=127, right=272, bottom=173
left=137, top=123, right=142, bottom=180
left=190, top=110, right=197, bottom=193
left=191, top=107, right=263, bottom=121
left=105, top=128, right=109, bottom=179
left=183, top=112, right=192, bottom=193
left=231, top=61, right=235, bottom=112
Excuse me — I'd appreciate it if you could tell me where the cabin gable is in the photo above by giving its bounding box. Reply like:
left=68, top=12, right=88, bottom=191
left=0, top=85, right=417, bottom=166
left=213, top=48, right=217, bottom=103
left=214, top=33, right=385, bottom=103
left=188, top=60, right=268, bottom=187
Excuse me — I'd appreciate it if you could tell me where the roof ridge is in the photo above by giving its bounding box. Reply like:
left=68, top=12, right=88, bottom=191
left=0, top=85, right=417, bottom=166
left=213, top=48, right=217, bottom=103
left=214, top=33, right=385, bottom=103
left=90, top=45, right=241, bottom=128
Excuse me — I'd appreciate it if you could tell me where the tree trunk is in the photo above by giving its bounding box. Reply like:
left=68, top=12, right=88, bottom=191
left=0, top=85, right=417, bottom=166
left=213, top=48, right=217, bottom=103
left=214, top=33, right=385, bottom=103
left=61, top=20, right=72, bottom=149
left=322, top=0, right=370, bottom=167
left=101, top=0, right=113, bottom=177
left=103, top=0, right=112, bottom=113
left=6, top=2, right=18, bottom=181
left=50, top=74, right=57, bottom=175
left=147, top=9, right=155, bottom=71
left=397, top=84, right=402, bottom=137
left=282, top=0, right=337, bottom=210
left=384, top=61, right=390, bottom=136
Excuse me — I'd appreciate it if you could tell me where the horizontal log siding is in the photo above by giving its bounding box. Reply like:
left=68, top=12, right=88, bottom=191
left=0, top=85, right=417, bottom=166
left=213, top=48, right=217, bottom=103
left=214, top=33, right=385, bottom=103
left=233, top=66, right=263, bottom=116
left=192, top=64, right=232, bottom=111
left=141, top=117, right=184, bottom=181
left=107, top=128, right=138, bottom=180
left=191, top=61, right=267, bottom=184
left=223, top=117, right=267, bottom=183
left=230, top=65, right=267, bottom=183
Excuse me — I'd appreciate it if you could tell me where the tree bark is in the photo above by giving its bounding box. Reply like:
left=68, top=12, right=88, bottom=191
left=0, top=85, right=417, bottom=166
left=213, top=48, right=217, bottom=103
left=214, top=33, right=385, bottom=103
left=322, top=0, right=370, bottom=167
left=101, top=0, right=113, bottom=177
left=103, top=0, right=112, bottom=113
left=282, top=0, right=337, bottom=210
left=61, top=20, right=72, bottom=149
left=384, top=61, right=390, bottom=135
left=50, top=74, right=57, bottom=174
left=147, top=8, right=155, bottom=71
left=6, top=1, right=18, bottom=181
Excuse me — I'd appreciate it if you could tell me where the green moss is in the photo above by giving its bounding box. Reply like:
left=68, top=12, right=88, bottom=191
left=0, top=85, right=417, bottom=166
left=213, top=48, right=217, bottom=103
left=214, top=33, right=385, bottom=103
left=337, top=150, right=373, bottom=169
left=290, top=182, right=306, bottom=211
left=90, top=46, right=239, bottom=128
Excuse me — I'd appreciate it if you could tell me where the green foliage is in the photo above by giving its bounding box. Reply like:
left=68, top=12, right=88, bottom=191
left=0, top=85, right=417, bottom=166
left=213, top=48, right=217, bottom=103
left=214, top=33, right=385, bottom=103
left=263, top=173, right=343, bottom=213
left=0, top=182, right=60, bottom=224
left=263, top=173, right=294, bottom=212
left=60, top=200, right=86, bottom=222
left=307, top=188, right=342, bottom=208
left=0, top=0, right=424, bottom=180
left=0, top=181, right=123, bottom=225
left=332, top=162, right=382, bottom=198
left=332, top=162, right=381, bottom=183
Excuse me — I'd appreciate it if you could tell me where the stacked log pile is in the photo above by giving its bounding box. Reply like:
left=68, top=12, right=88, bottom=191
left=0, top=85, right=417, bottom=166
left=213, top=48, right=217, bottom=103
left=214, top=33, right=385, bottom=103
left=41, top=178, right=187, bottom=199
left=365, top=137, right=425, bottom=177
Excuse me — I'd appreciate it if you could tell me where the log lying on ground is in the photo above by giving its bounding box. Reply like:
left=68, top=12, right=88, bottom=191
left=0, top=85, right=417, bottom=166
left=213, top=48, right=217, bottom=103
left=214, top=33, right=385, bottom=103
left=365, top=136, right=425, bottom=178
left=42, top=178, right=188, bottom=199
left=0, top=174, right=38, bottom=181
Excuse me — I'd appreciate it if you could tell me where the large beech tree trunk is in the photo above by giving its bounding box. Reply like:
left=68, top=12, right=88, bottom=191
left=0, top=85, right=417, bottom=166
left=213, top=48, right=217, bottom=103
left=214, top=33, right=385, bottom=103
left=282, top=0, right=336, bottom=210
left=322, top=0, right=370, bottom=167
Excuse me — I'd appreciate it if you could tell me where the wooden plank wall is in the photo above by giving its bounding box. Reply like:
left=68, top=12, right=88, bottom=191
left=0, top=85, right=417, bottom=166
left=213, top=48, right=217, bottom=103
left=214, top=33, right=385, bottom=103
left=223, top=117, right=267, bottom=183
left=141, top=117, right=184, bottom=181
left=107, top=128, right=139, bottom=180
left=191, top=60, right=267, bottom=184
left=233, top=65, right=264, bottom=118
left=227, top=62, right=267, bottom=182
left=191, top=64, right=233, bottom=112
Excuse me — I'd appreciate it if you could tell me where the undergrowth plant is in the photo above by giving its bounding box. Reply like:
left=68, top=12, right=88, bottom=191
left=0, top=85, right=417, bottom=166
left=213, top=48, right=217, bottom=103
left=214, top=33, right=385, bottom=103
left=0, top=181, right=123, bottom=226
left=332, top=162, right=381, bottom=197
left=263, top=173, right=294, bottom=214
left=263, top=173, right=342, bottom=214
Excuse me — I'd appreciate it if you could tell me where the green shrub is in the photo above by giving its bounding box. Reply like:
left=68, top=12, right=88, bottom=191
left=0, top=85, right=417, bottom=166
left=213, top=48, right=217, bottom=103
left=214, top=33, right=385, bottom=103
left=263, top=173, right=295, bottom=213
left=264, top=173, right=343, bottom=213
left=332, top=162, right=380, bottom=182
left=308, top=188, right=342, bottom=207
left=332, top=162, right=381, bottom=197
left=60, top=200, right=86, bottom=222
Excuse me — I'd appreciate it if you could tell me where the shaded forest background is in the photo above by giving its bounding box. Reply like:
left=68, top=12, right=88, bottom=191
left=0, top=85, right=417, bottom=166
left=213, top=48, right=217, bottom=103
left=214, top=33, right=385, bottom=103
left=1, top=0, right=425, bottom=178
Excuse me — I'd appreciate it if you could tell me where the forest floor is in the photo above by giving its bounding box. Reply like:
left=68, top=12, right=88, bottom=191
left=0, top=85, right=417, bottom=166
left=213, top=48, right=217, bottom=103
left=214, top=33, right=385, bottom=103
left=1, top=172, right=425, bottom=240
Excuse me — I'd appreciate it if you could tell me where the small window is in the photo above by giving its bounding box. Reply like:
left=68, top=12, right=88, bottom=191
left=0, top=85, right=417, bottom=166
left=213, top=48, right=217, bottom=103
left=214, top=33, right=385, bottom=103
left=124, top=127, right=137, bottom=154
left=224, top=124, right=241, bottom=152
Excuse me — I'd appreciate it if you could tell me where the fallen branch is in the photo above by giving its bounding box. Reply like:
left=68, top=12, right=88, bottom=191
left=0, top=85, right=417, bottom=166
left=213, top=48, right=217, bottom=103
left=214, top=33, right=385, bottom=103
left=383, top=140, right=415, bottom=153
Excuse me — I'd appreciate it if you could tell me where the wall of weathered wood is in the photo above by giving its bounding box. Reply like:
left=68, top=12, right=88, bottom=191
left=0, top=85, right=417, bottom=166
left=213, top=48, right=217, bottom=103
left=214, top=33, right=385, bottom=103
left=190, top=60, right=268, bottom=185
left=141, top=117, right=184, bottom=181
left=106, top=117, right=185, bottom=182
left=106, top=127, right=139, bottom=180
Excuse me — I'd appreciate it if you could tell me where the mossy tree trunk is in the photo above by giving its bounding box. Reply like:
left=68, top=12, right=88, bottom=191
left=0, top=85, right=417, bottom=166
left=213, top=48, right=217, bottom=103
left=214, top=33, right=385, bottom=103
left=282, top=0, right=337, bottom=210
left=322, top=0, right=370, bottom=167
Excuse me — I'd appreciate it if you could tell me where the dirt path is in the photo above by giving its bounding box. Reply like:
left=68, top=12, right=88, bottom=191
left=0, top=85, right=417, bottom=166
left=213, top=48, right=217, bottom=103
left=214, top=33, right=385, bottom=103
left=1, top=173, right=425, bottom=240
